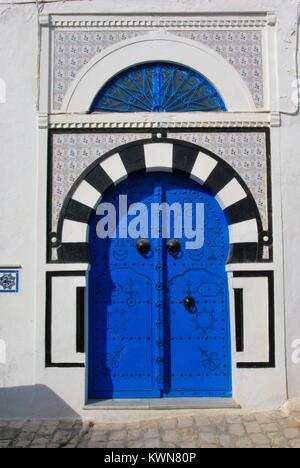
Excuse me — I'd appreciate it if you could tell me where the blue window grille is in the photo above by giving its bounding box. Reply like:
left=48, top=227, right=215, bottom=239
left=90, top=63, right=226, bottom=113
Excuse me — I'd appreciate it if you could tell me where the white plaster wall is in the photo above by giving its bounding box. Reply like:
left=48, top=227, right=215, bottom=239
left=281, top=113, right=300, bottom=400
left=0, top=3, right=39, bottom=415
left=0, top=0, right=299, bottom=417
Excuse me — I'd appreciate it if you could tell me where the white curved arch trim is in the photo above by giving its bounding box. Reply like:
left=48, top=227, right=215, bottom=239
left=61, top=34, right=256, bottom=113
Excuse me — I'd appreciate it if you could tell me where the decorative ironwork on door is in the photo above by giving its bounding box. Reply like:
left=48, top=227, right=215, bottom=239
left=90, top=63, right=226, bottom=113
left=88, top=172, right=232, bottom=399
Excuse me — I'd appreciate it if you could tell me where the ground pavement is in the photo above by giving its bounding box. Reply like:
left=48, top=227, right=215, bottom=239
left=0, top=408, right=300, bottom=448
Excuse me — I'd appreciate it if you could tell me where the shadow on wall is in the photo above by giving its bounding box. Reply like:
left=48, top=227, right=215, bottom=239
left=0, top=385, right=80, bottom=419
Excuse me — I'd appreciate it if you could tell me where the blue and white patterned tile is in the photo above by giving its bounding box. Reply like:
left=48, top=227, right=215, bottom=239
left=51, top=133, right=152, bottom=232
left=53, top=29, right=264, bottom=110
left=0, top=271, right=19, bottom=293
left=168, top=132, right=268, bottom=232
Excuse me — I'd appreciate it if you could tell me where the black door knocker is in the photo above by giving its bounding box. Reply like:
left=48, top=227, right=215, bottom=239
left=136, top=239, right=151, bottom=257
left=183, top=296, right=196, bottom=313
left=167, top=239, right=181, bottom=257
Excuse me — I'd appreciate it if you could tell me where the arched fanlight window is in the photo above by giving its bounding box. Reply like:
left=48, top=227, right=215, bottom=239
left=90, top=62, right=226, bottom=113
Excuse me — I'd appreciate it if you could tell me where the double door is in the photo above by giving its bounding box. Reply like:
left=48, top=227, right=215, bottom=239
left=88, top=172, right=231, bottom=399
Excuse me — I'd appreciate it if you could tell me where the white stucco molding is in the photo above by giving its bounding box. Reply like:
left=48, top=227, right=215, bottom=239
left=46, top=112, right=275, bottom=129
left=61, top=35, right=256, bottom=114
left=39, top=14, right=50, bottom=27
left=49, top=16, right=269, bottom=29
left=267, top=13, right=277, bottom=26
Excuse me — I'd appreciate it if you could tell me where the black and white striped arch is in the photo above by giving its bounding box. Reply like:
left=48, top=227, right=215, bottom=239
left=56, top=139, right=264, bottom=264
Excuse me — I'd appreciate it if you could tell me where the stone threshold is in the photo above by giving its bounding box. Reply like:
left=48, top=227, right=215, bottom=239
left=84, top=398, right=240, bottom=410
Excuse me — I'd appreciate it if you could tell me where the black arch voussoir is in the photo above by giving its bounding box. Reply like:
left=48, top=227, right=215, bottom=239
left=228, top=243, right=259, bottom=263
left=204, top=163, right=234, bottom=196
left=64, top=199, right=95, bottom=224
left=224, top=197, right=259, bottom=226
left=58, top=243, right=89, bottom=263
left=119, top=145, right=146, bottom=174
left=173, top=144, right=199, bottom=175
left=85, top=165, right=114, bottom=194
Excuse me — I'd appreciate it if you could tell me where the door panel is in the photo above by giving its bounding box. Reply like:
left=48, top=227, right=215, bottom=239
left=166, top=269, right=231, bottom=397
left=88, top=171, right=231, bottom=399
left=88, top=176, right=162, bottom=398
left=164, top=178, right=231, bottom=397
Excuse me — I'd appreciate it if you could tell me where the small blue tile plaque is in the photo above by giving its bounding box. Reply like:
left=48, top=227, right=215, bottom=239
left=0, top=270, right=19, bottom=293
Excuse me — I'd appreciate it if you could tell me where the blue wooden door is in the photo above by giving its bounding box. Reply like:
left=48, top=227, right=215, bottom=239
left=163, top=177, right=232, bottom=397
left=88, top=172, right=231, bottom=399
